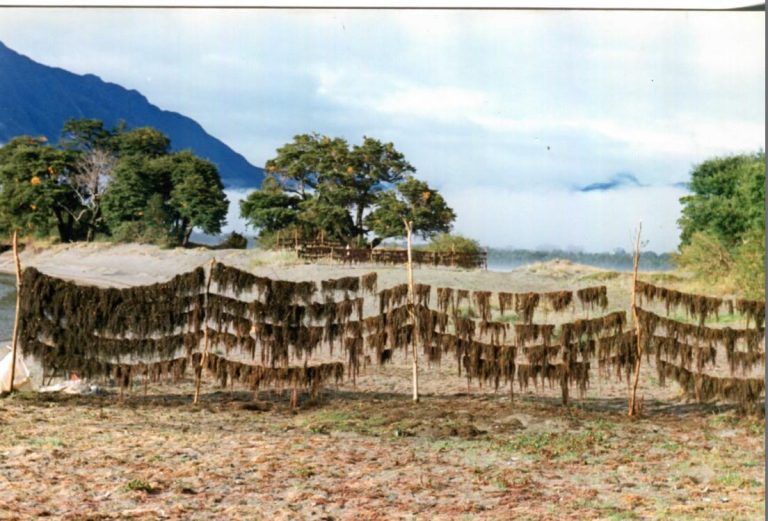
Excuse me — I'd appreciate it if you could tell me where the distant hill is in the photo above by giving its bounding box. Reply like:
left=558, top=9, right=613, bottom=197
left=0, top=41, right=264, bottom=188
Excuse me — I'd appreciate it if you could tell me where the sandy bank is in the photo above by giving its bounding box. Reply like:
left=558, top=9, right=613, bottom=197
left=0, top=242, right=619, bottom=297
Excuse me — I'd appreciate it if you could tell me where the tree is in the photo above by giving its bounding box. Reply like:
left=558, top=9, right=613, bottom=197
left=0, top=136, right=83, bottom=242
left=344, top=137, right=414, bottom=241
left=252, top=134, right=419, bottom=245
left=240, top=177, right=301, bottom=235
left=674, top=151, right=765, bottom=297
left=167, top=152, right=229, bottom=245
left=365, top=176, right=456, bottom=241
left=678, top=151, right=765, bottom=248
left=103, top=149, right=228, bottom=246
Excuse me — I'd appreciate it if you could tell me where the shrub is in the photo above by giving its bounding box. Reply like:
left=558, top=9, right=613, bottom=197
left=423, top=233, right=482, bottom=254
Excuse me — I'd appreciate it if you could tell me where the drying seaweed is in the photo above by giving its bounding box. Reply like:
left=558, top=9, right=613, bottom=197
left=637, top=308, right=764, bottom=354
left=361, top=272, right=378, bottom=295
left=472, top=291, right=493, bottom=323
left=514, top=323, right=555, bottom=347
left=656, top=360, right=764, bottom=411
left=735, top=299, right=766, bottom=329
left=522, top=344, right=561, bottom=366
left=197, top=353, right=344, bottom=392
left=596, top=331, right=636, bottom=381
left=543, top=291, right=573, bottom=313
left=558, top=311, right=627, bottom=348
left=497, top=292, right=514, bottom=317
left=19, top=267, right=205, bottom=338
left=479, top=321, right=509, bottom=346
left=514, top=292, right=540, bottom=324
left=321, top=276, right=360, bottom=297
left=576, top=286, right=608, bottom=311
left=455, top=289, right=470, bottom=311
left=414, top=284, right=432, bottom=307
left=436, top=287, right=454, bottom=314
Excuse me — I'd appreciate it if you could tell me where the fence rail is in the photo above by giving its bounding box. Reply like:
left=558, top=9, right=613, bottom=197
left=297, top=245, right=487, bottom=270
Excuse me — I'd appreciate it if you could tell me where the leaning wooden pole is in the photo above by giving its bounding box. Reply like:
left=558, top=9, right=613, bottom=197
left=404, top=219, right=420, bottom=403
left=193, top=257, right=216, bottom=405
left=628, top=222, right=643, bottom=417
left=7, top=231, right=21, bottom=394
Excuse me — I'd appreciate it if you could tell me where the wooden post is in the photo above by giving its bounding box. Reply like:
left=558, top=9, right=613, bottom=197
left=404, top=219, right=419, bottom=403
left=7, top=231, right=21, bottom=394
left=193, top=258, right=216, bottom=405
left=628, top=222, right=643, bottom=416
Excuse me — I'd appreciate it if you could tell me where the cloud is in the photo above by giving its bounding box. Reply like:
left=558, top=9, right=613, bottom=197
left=0, top=9, right=761, bottom=251
left=578, top=172, right=643, bottom=192
left=443, top=185, right=688, bottom=252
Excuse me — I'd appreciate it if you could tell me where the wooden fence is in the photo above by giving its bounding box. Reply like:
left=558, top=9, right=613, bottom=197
left=297, top=245, right=487, bottom=270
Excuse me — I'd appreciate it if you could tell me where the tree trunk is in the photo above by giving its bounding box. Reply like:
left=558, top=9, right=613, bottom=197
left=53, top=209, right=73, bottom=243
left=405, top=219, right=419, bottom=403
left=183, top=226, right=194, bottom=247
left=628, top=222, right=643, bottom=417
left=355, top=203, right=365, bottom=245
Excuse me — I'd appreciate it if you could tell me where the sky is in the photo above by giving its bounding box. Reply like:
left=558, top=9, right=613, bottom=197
left=0, top=8, right=763, bottom=252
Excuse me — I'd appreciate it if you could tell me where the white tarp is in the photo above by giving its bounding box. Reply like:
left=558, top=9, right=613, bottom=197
left=0, top=345, right=34, bottom=392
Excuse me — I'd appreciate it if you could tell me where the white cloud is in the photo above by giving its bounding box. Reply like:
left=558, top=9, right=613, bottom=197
left=0, top=9, right=762, bottom=251
left=444, top=185, right=688, bottom=252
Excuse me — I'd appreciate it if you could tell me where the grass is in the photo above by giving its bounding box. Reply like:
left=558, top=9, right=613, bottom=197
left=125, top=479, right=155, bottom=493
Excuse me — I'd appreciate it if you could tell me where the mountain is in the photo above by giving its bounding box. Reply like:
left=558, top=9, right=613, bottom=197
left=578, top=172, right=643, bottom=192
left=0, top=41, right=264, bottom=188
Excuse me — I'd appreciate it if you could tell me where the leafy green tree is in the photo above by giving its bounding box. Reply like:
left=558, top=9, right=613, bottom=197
left=167, top=152, right=229, bottom=244
left=422, top=233, right=481, bottom=254
left=103, top=150, right=228, bottom=246
left=0, top=136, right=84, bottom=241
left=678, top=152, right=765, bottom=248
left=675, top=151, right=765, bottom=297
left=239, top=177, right=301, bottom=234
left=114, top=127, right=171, bottom=158
left=344, top=137, right=414, bottom=241
left=366, top=176, right=455, bottom=241
left=247, top=134, right=442, bottom=246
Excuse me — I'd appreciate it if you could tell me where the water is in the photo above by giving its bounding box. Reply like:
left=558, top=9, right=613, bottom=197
left=0, top=274, right=15, bottom=341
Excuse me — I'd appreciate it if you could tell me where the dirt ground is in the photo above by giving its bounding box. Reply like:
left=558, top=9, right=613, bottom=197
left=0, top=378, right=764, bottom=521
left=0, top=244, right=764, bottom=520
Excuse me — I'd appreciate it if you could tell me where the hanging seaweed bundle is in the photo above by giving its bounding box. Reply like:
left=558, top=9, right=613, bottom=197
left=479, top=321, right=509, bottom=346
left=497, top=292, right=514, bottom=316
left=472, top=291, right=493, bottom=323
left=726, top=350, right=765, bottom=375
left=635, top=280, right=729, bottom=325
left=453, top=315, right=476, bottom=340
left=437, top=287, right=454, bottom=314
left=735, top=299, right=766, bottom=329
left=559, top=311, right=627, bottom=347
left=596, top=331, right=636, bottom=381
left=322, top=276, right=360, bottom=297
left=656, top=360, right=764, bottom=411
left=197, top=353, right=344, bottom=391
left=543, top=291, right=573, bottom=313
left=516, top=362, right=560, bottom=391
left=648, top=335, right=717, bottom=372
left=414, top=284, right=432, bottom=307
left=455, top=289, right=470, bottom=311
left=523, top=344, right=561, bottom=366
left=514, top=323, right=555, bottom=347
left=357, top=272, right=377, bottom=295
left=637, top=308, right=764, bottom=353
left=378, top=284, right=409, bottom=314
left=576, top=286, right=608, bottom=311
left=19, top=267, right=206, bottom=339
left=514, top=292, right=540, bottom=324
left=462, top=342, right=516, bottom=390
